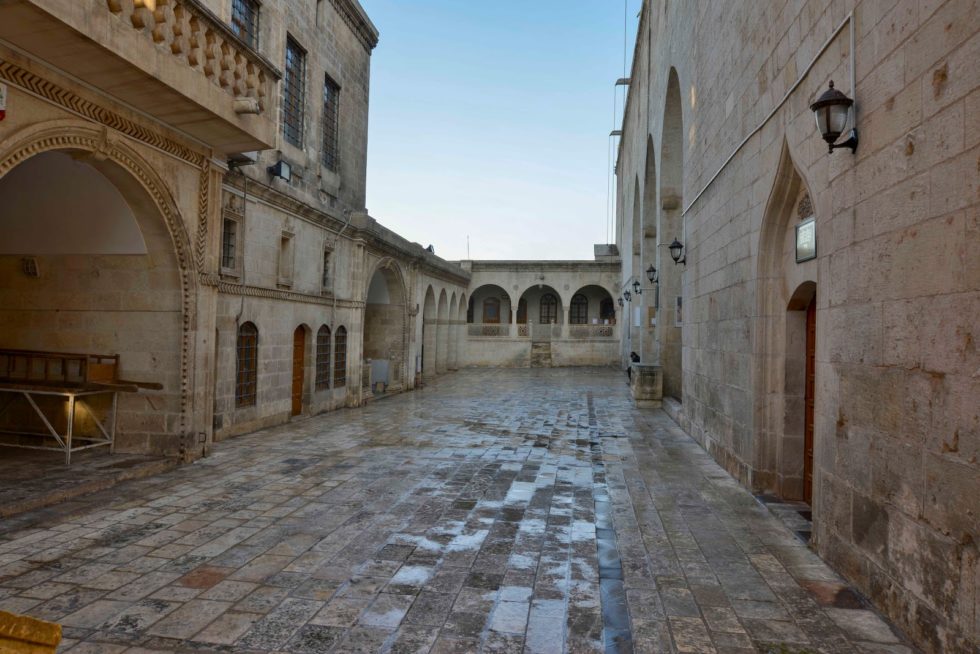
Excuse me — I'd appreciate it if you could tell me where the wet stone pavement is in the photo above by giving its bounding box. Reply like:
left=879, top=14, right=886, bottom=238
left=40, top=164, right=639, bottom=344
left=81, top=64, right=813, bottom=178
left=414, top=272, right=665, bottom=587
left=0, top=368, right=915, bottom=653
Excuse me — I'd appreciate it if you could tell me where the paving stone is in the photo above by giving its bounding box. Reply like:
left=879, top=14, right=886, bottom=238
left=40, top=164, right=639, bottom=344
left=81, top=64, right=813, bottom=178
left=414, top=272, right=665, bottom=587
left=0, top=369, right=918, bottom=653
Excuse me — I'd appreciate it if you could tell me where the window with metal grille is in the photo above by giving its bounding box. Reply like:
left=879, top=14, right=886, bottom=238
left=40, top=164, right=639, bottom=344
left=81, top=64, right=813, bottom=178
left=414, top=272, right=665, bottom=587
left=539, top=294, right=558, bottom=324
left=570, top=294, right=588, bottom=324
left=231, top=0, right=259, bottom=49
left=315, top=325, right=331, bottom=390
left=333, top=326, right=347, bottom=387
left=235, top=322, right=258, bottom=407
left=282, top=37, right=306, bottom=148
left=321, top=248, right=331, bottom=290
left=221, top=218, right=237, bottom=270
left=321, top=75, right=341, bottom=170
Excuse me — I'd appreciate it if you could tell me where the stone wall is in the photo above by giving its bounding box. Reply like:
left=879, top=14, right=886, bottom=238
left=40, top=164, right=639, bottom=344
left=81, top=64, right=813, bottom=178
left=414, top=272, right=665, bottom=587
left=615, top=1, right=979, bottom=650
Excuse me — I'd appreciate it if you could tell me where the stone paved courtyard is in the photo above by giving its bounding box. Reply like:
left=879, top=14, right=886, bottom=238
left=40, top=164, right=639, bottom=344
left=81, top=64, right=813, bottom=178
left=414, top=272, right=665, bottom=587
left=0, top=369, right=914, bottom=653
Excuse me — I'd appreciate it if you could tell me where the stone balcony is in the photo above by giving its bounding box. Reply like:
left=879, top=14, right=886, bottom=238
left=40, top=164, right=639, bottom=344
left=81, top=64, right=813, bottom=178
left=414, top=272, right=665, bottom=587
left=0, top=0, right=281, bottom=153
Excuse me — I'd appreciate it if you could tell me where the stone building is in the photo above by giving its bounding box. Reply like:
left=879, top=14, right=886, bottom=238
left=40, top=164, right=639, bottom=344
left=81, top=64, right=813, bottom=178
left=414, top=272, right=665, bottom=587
left=0, top=0, right=468, bottom=459
left=614, top=0, right=979, bottom=651
left=459, top=256, right=622, bottom=368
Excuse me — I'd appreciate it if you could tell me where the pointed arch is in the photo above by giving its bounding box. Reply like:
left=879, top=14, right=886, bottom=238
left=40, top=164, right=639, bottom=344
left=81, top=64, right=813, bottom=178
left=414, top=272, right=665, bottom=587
left=754, top=137, right=819, bottom=502
left=422, top=286, right=437, bottom=379
left=658, top=66, right=685, bottom=400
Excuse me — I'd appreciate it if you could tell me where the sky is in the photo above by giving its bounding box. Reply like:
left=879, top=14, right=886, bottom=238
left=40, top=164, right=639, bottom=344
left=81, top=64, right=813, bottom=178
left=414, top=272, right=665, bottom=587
left=361, top=0, right=640, bottom=261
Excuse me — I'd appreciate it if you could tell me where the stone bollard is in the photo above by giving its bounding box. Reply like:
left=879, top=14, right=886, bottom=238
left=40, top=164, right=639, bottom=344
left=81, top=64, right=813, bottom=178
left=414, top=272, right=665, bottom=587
left=0, top=610, right=61, bottom=653
left=630, top=363, right=663, bottom=408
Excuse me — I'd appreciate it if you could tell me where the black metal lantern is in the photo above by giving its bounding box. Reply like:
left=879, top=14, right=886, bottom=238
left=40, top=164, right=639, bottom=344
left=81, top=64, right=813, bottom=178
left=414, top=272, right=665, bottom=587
left=668, top=238, right=685, bottom=265
left=810, top=81, right=858, bottom=153
left=632, top=280, right=642, bottom=295
left=624, top=290, right=632, bottom=302
left=617, top=297, right=624, bottom=308
left=646, top=264, right=658, bottom=284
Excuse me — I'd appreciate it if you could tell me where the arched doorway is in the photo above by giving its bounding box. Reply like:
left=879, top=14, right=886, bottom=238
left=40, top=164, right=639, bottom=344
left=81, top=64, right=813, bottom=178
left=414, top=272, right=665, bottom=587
left=363, top=262, right=408, bottom=394
left=290, top=325, right=309, bottom=416
left=0, top=139, right=191, bottom=457
left=785, top=283, right=818, bottom=504
left=756, top=140, right=820, bottom=504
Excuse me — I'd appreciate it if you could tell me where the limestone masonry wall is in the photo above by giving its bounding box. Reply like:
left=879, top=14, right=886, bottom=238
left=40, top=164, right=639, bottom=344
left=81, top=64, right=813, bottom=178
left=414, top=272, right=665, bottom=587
left=616, top=1, right=979, bottom=651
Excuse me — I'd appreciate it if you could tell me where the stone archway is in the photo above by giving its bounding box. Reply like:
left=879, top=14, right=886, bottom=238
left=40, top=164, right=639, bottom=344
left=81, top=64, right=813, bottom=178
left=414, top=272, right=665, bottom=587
left=0, top=121, right=197, bottom=456
left=422, top=286, right=437, bottom=380
left=659, top=67, right=684, bottom=401
left=363, top=260, right=409, bottom=394
left=755, top=139, right=820, bottom=502
left=435, top=290, right=448, bottom=374
left=448, top=293, right=459, bottom=371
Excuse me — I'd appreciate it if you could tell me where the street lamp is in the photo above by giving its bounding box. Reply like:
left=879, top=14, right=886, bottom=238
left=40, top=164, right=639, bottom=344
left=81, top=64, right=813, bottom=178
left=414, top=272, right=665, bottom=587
left=669, top=239, right=686, bottom=265
left=646, top=264, right=658, bottom=284
left=810, top=81, right=858, bottom=154
left=632, top=280, right=642, bottom=295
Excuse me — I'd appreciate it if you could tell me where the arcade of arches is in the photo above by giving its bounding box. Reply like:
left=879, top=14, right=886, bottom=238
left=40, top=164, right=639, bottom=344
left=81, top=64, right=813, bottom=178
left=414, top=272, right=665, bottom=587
left=0, top=1, right=976, bottom=653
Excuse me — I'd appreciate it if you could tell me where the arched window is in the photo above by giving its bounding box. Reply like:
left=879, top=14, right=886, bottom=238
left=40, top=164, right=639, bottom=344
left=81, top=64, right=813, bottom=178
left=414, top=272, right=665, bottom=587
left=600, top=298, right=615, bottom=323
left=315, top=325, right=331, bottom=390
left=540, top=294, right=558, bottom=324
left=235, top=322, right=258, bottom=407
left=333, top=326, right=347, bottom=387
left=570, top=294, right=588, bottom=324
left=483, top=297, right=501, bottom=324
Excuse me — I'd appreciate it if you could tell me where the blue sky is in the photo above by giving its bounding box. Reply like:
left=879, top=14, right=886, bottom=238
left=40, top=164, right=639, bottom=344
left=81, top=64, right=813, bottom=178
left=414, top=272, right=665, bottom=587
left=362, top=1, right=640, bottom=261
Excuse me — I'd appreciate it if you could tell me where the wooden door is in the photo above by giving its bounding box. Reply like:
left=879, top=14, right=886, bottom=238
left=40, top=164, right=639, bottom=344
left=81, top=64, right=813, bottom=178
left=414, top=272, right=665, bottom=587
left=291, top=326, right=305, bottom=416
left=804, top=299, right=816, bottom=504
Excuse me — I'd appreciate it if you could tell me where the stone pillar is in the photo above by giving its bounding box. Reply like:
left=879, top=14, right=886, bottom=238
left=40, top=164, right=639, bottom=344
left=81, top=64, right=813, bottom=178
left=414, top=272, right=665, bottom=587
left=436, top=319, right=448, bottom=374
left=448, top=320, right=459, bottom=370
left=630, top=363, right=663, bottom=408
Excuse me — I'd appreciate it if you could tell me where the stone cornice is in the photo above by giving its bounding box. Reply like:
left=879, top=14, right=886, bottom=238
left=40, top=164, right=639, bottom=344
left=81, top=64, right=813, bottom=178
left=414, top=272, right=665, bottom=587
left=200, top=273, right=362, bottom=308
left=329, top=0, right=380, bottom=52
left=0, top=56, right=206, bottom=167
left=464, top=260, right=622, bottom=273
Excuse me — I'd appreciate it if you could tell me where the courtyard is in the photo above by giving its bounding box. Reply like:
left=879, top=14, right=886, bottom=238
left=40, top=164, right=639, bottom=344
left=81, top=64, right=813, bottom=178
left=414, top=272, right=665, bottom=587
left=0, top=369, right=913, bottom=653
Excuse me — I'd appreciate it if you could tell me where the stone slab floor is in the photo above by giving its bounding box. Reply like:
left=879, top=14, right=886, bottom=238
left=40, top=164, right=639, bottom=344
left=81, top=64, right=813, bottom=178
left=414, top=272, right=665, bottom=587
left=0, top=368, right=916, bottom=654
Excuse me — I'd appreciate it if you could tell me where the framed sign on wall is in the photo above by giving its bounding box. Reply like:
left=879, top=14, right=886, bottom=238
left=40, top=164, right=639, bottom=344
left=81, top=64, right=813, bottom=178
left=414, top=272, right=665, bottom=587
left=796, top=217, right=816, bottom=263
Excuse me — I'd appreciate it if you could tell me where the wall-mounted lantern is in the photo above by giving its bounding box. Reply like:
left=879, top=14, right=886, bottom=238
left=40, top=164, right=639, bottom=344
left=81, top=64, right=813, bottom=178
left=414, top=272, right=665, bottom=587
left=646, top=264, right=658, bottom=284
left=632, top=280, right=642, bottom=295
left=810, top=81, right=858, bottom=154
left=268, top=159, right=291, bottom=182
left=668, top=238, right=686, bottom=265
left=617, top=297, right=624, bottom=308
left=624, top=290, right=632, bottom=302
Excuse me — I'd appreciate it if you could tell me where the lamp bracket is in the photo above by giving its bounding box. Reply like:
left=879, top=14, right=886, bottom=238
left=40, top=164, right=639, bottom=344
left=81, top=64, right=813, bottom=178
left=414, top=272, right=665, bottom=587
left=829, top=128, right=859, bottom=154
